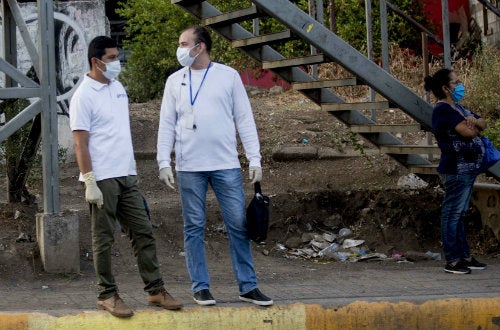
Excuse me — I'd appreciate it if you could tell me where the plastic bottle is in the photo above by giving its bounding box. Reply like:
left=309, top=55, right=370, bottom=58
left=338, top=228, right=352, bottom=237
left=318, top=243, right=340, bottom=258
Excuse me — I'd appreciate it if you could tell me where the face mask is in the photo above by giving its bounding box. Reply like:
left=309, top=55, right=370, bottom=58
left=176, top=44, right=199, bottom=67
left=97, top=59, right=121, bottom=80
left=450, top=84, right=465, bottom=102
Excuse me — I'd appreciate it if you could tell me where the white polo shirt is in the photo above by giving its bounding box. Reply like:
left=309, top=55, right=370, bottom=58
left=69, top=74, right=136, bottom=181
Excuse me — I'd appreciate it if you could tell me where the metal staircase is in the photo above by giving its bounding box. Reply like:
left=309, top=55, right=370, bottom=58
left=173, top=0, right=500, bottom=180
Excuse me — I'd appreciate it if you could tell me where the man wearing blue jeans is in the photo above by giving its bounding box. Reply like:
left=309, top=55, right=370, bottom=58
left=157, top=25, right=273, bottom=306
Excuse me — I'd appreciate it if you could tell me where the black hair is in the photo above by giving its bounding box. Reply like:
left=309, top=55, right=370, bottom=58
left=87, top=36, right=117, bottom=68
left=424, top=68, right=452, bottom=100
left=183, top=25, right=212, bottom=53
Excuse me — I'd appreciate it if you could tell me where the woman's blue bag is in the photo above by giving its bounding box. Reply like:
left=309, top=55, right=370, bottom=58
left=481, top=136, right=500, bottom=171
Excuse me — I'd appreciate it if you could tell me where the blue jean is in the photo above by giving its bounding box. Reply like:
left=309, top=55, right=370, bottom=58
left=177, top=169, right=257, bottom=294
left=439, top=173, right=476, bottom=264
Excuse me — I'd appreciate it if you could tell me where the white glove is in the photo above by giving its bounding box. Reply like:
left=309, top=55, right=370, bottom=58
left=159, top=167, right=175, bottom=190
left=249, top=166, right=262, bottom=184
left=82, top=171, right=103, bottom=209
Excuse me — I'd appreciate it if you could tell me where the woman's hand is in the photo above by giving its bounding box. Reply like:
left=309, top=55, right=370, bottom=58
left=465, top=116, right=477, bottom=130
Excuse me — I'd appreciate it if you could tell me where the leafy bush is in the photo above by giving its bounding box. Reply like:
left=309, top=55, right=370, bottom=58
left=117, top=0, right=432, bottom=102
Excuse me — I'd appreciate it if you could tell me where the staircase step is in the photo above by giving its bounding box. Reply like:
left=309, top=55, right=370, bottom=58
left=263, top=55, right=326, bottom=69
left=232, top=30, right=293, bottom=48
left=349, top=124, right=421, bottom=133
left=293, top=78, right=360, bottom=90
left=171, top=0, right=203, bottom=5
left=201, top=6, right=261, bottom=27
left=321, top=101, right=389, bottom=111
left=380, top=145, right=440, bottom=154
left=408, top=164, right=438, bottom=175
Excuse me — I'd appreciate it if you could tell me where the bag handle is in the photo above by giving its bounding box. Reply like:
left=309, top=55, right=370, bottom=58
left=254, top=182, right=262, bottom=194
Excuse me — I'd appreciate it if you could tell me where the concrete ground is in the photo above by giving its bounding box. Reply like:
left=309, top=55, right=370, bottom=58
left=1, top=257, right=500, bottom=329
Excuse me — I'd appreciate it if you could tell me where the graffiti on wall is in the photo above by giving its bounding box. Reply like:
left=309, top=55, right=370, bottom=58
left=0, top=1, right=106, bottom=117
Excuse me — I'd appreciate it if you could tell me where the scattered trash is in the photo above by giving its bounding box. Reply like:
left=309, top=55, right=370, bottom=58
left=179, top=251, right=186, bottom=257
left=338, top=228, right=352, bottom=237
left=397, top=173, right=429, bottom=189
left=216, top=223, right=227, bottom=233
left=425, top=250, right=442, bottom=261
left=42, top=285, right=49, bottom=290
left=275, top=243, right=286, bottom=251
left=301, top=138, right=309, bottom=143
left=15, top=233, right=33, bottom=243
left=342, top=239, right=364, bottom=249
left=14, top=210, right=21, bottom=220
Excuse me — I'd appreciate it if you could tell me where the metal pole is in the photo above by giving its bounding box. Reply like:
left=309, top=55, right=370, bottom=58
left=365, top=0, right=376, bottom=121
left=442, top=0, right=451, bottom=68
left=38, top=0, right=60, bottom=214
left=252, top=3, right=259, bottom=36
left=380, top=0, right=389, bottom=72
left=309, top=0, right=318, bottom=79
left=422, top=32, right=433, bottom=161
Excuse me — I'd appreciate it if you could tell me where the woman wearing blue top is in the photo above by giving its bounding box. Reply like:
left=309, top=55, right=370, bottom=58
left=424, top=68, right=487, bottom=274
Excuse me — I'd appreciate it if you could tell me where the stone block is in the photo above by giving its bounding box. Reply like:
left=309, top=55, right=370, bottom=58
left=36, top=211, right=79, bottom=273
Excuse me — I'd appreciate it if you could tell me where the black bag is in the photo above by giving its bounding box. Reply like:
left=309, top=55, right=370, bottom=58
left=246, top=182, right=270, bottom=243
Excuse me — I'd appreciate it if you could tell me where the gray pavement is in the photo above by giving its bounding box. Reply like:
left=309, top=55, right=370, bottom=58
left=1, top=256, right=499, bottom=315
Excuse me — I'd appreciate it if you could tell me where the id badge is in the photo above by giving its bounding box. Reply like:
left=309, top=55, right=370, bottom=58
left=185, top=113, right=195, bottom=129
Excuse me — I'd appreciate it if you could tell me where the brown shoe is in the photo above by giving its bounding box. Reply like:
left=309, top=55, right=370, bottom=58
left=97, top=293, right=134, bottom=318
left=148, top=288, right=183, bottom=310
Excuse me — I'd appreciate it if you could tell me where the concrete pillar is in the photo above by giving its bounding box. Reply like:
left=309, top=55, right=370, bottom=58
left=36, top=211, right=79, bottom=273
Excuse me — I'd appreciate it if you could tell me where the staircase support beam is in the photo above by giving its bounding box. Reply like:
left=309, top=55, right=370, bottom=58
left=251, top=0, right=433, bottom=131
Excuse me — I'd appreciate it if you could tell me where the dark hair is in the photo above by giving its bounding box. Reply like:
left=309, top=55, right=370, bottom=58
left=87, top=36, right=117, bottom=68
left=183, top=25, right=212, bottom=53
left=424, top=68, right=452, bottom=100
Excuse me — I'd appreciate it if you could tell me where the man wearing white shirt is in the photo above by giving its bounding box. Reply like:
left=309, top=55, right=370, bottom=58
left=157, top=26, right=272, bottom=306
left=70, top=36, right=182, bottom=317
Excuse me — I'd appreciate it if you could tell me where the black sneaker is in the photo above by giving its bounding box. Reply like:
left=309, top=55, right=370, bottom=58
left=461, top=257, right=487, bottom=270
left=239, top=288, right=273, bottom=306
left=193, top=289, right=216, bottom=306
left=444, top=261, right=472, bottom=274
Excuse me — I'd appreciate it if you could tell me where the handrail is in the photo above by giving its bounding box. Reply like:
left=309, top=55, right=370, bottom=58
left=477, top=0, right=500, bottom=18
left=385, top=1, right=443, bottom=46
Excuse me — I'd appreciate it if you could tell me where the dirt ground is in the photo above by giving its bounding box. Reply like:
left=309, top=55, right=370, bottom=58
left=1, top=89, right=499, bottom=284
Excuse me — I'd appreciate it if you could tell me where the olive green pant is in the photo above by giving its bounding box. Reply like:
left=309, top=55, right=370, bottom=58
left=91, top=175, right=164, bottom=300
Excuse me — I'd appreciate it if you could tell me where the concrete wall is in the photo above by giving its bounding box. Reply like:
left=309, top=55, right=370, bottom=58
left=1, top=0, right=108, bottom=161
left=470, top=0, right=500, bottom=47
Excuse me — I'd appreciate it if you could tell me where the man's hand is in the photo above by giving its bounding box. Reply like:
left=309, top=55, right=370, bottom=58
left=159, top=167, right=175, bottom=189
left=249, top=166, right=262, bottom=184
left=82, top=171, right=103, bottom=208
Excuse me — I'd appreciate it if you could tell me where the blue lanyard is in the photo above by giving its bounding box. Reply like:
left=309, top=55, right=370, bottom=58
left=189, top=62, right=211, bottom=106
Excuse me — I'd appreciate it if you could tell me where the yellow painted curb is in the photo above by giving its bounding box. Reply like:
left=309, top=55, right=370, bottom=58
left=1, top=298, right=499, bottom=330
left=306, top=298, right=500, bottom=330
left=0, top=313, right=29, bottom=330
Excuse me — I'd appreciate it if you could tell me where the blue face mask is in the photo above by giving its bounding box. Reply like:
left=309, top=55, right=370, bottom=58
left=450, top=84, right=465, bottom=102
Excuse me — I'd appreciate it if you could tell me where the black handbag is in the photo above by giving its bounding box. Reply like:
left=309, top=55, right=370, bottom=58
left=246, top=182, right=270, bottom=243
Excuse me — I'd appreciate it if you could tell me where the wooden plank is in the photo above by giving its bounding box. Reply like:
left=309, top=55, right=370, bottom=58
left=232, top=30, right=292, bottom=48
left=349, top=124, right=421, bottom=133
left=380, top=145, right=441, bottom=154
left=263, top=55, right=325, bottom=69
left=322, top=101, right=389, bottom=111
left=202, top=6, right=259, bottom=27
left=408, top=164, right=438, bottom=175
left=293, top=78, right=359, bottom=90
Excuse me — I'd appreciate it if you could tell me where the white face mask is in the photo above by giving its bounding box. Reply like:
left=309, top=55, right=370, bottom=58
left=97, top=59, right=121, bottom=80
left=176, top=44, right=200, bottom=67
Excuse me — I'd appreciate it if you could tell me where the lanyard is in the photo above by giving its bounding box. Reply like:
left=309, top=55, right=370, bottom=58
left=189, top=62, right=211, bottom=106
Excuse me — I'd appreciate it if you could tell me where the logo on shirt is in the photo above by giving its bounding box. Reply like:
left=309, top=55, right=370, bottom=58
left=116, top=93, right=127, bottom=99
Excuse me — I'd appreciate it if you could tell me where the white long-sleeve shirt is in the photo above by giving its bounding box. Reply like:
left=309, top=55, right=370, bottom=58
left=157, top=62, right=261, bottom=171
